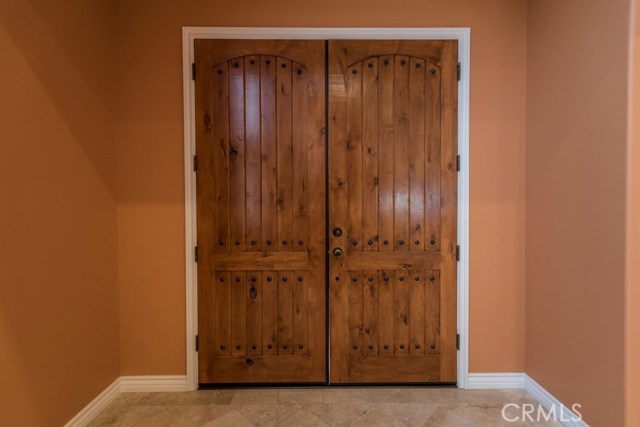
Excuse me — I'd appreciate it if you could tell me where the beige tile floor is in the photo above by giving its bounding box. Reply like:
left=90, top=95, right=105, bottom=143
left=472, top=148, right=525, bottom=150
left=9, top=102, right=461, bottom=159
left=88, top=388, right=565, bottom=427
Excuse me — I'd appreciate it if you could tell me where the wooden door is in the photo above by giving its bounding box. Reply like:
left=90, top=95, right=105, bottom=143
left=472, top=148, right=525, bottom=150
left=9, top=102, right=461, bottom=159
left=328, top=40, right=458, bottom=383
left=194, top=40, right=326, bottom=384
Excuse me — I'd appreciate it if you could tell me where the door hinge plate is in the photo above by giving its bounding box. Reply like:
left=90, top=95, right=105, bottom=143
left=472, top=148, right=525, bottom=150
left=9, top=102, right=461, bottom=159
left=456, top=334, right=460, bottom=351
left=457, top=63, right=461, bottom=82
left=192, top=63, right=196, bottom=80
left=194, top=246, right=199, bottom=263
left=193, top=155, right=198, bottom=172
left=456, top=245, right=460, bottom=261
left=195, top=334, right=199, bottom=352
left=456, top=155, right=460, bottom=172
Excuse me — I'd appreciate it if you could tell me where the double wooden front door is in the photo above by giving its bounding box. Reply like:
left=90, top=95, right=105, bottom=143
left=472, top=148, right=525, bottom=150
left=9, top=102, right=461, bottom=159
left=194, top=39, right=457, bottom=385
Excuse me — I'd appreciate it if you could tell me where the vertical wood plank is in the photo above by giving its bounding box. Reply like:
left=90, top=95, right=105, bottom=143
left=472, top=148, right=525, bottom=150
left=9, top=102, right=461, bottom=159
left=231, top=272, right=247, bottom=355
left=246, top=271, right=262, bottom=355
left=362, top=58, right=379, bottom=252
left=194, top=42, right=215, bottom=377
left=277, top=271, right=294, bottom=355
left=261, top=56, right=278, bottom=252
left=293, top=271, right=308, bottom=355
left=409, top=58, right=426, bottom=252
left=347, top=62, right=363, bottom=253
left=425, top=270, right=441, bottom=356
left=378, top=270, right=394, bottom=356
left=229, top=58, right=246, bottom=252
left=328, top=40, right=350, bottom=382
left=439, top=41, right=459, bottom=381
left=303, top=41, right=327, bottom=374
left=393, top=55, right=410, bottom=251
left=394, top=270, right=409, bottom=355
left=245, top=55, right=262, bottom=250
left=409, top=270, right=426, bottom=355
left=425, top=62, right=442, bottom=251
left=212, top=61, right=230, bottom=252
left=363, top=270, right=379, bottom=355
left=292, top=63, right=309, bottom=252
left=378, top=56, right=394, bottom=252
left=348, top=271, right=364, bottom=356
left=262, top=271, right=277, bottom=355
left=277, top=58, right=294, bottom=251
left=215, top=272, right=231, bottom=355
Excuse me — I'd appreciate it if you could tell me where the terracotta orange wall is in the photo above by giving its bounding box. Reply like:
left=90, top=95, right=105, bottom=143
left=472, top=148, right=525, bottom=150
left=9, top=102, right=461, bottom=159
left=526, top=0, right=630, bottom=425
left=0, top=0, right=119, bottom=425
left=627, top=2, right=640, bottom=425
left=115, top=0, right=527, bottom=375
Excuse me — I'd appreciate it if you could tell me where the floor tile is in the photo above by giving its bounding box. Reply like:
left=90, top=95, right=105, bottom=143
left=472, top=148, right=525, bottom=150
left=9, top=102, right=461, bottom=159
left=348, top=408, right=406, bottom=427
left=277, top=389, right=324, bottom=404
left=201, top=409, right=254, bottom=427
left=323, top=388, right=370, bottom=404
left=275, top=409, right=330, bottom=427
left=165, top=405, right=234, bottom=426
left=230, top=389, right=279, bottom=405
left=237, top=404, right=301, bottom=427
left=370, top=403, right=440, bottom=427
left=304, top=402, right=370, bottom=426
left=132, top=391, right=235, bottom=406
left=87, top=387, right=566, bottom=427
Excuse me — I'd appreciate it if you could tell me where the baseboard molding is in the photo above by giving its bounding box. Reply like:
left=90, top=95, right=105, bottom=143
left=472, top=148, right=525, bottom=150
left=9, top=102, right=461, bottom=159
left=467, top=372, right=525, bottom=389
left=64, top=375, right=188, bottom=427
left=119, top=375, right=188, bottom=392
left=524, top=375, right=589, bottom=427
left=64, top=379, right=121, bottom=427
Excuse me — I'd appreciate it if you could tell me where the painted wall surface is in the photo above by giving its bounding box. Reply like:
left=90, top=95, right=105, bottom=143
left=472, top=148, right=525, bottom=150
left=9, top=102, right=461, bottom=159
left=626, top=2, right=640, bottom=425
left=526, top=0, right=630, bottom=425
left=115, top=0, right=528, bottom=375
left=0, top=0, right=119, bottom=425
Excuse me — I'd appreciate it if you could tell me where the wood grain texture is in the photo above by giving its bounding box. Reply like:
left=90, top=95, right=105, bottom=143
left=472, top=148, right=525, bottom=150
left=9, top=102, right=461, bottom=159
left=195, top=40, right=325, bottom=384
left=329, top=40, right=457, bottom=384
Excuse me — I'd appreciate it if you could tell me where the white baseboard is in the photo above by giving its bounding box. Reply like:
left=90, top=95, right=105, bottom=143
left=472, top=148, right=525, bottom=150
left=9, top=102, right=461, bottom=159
left=120, top=375, right=188, bottom=392
left=64, top=375, right=188, bottom=427
left=467, top=372, right=525, bottom=389
left=524, top=375, right=589, bottom=427
left=64, top=379, right=121, bottom=427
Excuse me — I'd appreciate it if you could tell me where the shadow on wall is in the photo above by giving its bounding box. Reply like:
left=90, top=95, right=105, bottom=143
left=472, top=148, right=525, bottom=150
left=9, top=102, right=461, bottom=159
left=0, top=0, right=119, bottom=426
left=0, top=0, right=117, bottom=194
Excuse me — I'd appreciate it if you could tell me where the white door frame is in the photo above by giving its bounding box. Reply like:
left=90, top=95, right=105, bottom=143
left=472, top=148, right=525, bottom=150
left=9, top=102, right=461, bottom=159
left=181, top=27, right=470, bottom=390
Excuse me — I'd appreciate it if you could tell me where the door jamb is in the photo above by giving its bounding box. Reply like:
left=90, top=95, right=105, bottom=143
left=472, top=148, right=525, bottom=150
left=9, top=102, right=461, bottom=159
left=182, top=27, right=471, bottom=390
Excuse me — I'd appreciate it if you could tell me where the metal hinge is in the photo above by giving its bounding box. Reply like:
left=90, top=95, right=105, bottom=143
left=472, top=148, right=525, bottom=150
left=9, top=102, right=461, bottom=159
left=456, top=155, right=460, bottom=172
left=457, top=63, right=461, bottom=82
left=193, top=155, right=198, bottom=172
left=195, top=335, right=199, bottom=352
left=456, top=245, right=460, bottom=261
left=192, top=63, right=196, bottom=80
left=194, top=246, right=199, bottom=263
left=456, top=334, right=460, bottom=351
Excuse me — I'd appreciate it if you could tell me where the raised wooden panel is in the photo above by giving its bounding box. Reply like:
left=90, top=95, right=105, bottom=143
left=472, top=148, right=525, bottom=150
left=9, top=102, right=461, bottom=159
left=329, top=40, right=458, bottom=383
left=195, top=40, right=325, bottom=384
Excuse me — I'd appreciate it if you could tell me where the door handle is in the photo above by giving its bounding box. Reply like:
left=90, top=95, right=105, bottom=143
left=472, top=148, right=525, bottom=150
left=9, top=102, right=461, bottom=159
left=333, top=247, right=343, bottom=257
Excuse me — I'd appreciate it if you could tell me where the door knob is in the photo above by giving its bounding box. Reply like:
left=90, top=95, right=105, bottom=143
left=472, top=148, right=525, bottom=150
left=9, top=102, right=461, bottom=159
left=333, top=247, right=343, bottom=257
left=332, top=227, right=343, bottom=237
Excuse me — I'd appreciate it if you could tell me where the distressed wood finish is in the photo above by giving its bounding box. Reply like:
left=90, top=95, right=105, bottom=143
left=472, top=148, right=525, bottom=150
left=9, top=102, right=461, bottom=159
left=329, top=40, right=458, bottom=383
left=195, top=40, right=326, bottom=384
